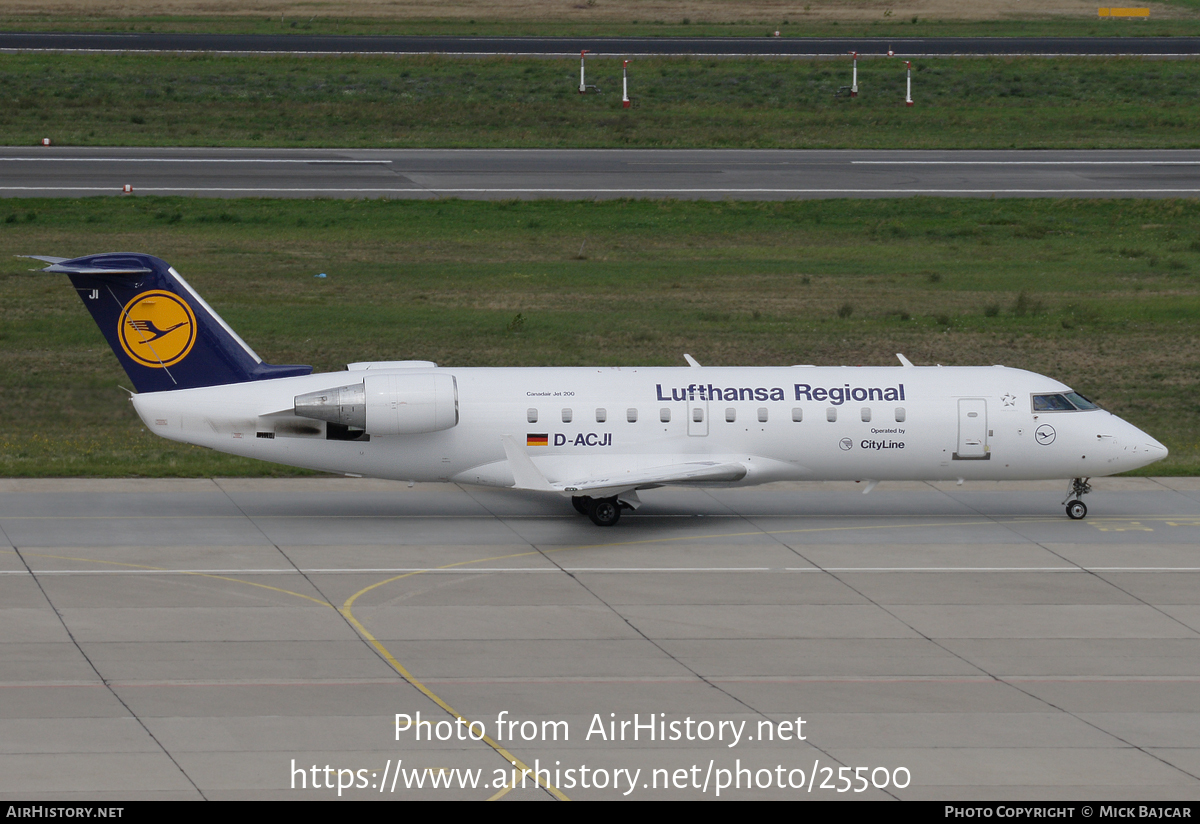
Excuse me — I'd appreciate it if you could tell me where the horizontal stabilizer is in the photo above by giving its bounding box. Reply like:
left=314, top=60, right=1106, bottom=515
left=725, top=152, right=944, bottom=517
left=24, top=255, right=153, bottom=275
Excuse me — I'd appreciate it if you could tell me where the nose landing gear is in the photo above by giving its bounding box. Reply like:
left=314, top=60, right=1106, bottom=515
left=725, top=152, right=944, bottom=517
left=1063, top=477, right=1092, bottom=520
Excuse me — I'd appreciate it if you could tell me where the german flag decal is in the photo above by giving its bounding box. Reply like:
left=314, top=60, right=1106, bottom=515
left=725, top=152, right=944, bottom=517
left=526, top=434, right=549, bottom=447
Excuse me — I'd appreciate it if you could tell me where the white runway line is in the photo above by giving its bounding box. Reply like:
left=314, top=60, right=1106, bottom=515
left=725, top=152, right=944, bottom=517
left=0, top=157, right=389, bottom=164
left=3, top=49, right=1194, bottom=59
left=7, top=187, right=1200, bottom=195
left=8, top=566, right=1200, bottom=575
left=853, top=160, right=1200, bottom=165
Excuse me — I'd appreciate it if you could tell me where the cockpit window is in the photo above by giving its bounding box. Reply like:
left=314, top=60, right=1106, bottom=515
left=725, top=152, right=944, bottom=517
left=1032, top=394, right=1077, bottom=411
left=1064, top=391, right=1100, bottom=410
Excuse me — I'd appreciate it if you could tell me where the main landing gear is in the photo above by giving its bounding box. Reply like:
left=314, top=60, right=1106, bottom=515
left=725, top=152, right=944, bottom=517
left=1063, top=477, right=1092, bottom=520
left=571, top=495, right=624, bottom=526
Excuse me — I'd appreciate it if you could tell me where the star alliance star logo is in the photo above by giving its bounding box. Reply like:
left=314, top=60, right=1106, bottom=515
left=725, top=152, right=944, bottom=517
left=1001, top=393, right=1016, bottom=407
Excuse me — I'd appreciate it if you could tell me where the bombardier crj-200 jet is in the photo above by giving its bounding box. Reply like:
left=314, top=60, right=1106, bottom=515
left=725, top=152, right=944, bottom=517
left=32, top=253, right=1168, bottom=526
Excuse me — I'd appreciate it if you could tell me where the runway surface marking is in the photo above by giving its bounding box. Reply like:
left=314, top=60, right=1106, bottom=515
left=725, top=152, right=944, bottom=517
left=337, top=544, right=578, bottom=800
left=18, top=551, right=335, bottom=607
left=7, top=495, right=1200, bottom=798
left=12, top=158, right=1200, bottom=166
left=13, top=49, right=1180, bottom=58
left=10, top=187, right=1200, bottom=196
left=9, top=511, right=1072, bottom=801
left=15, top=547, right=571, bottom=800
left=852, top=160, right=1200, bottom=165
left=8, top=565, right=1200, bottom=575
left=7, top=513, right=1196, bottom=525
left=5, top=673, right=1200, bottom=688
left=0, top=158, right=389, bottom=164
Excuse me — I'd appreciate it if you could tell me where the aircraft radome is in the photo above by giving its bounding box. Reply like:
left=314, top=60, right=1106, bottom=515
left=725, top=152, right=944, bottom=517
left=31, top=253, right=1168, bottom=526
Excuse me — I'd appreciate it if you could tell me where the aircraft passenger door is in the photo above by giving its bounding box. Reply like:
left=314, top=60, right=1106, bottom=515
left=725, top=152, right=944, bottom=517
left=955, top=398, right=989, bottom=460
left=687, top=391, right=709, bottom=437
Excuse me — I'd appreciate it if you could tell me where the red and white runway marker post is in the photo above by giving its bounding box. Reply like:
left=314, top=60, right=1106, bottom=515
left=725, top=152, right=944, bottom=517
left=905, top=61, right=914, bottom=106
left=850, top=52, right=858, bottom=97
left=622, top=60, right=631, bottom=108
left=578, top=50, right=601, bottom=94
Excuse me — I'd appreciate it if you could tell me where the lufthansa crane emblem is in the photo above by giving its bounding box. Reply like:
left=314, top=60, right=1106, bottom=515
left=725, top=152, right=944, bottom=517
left=118, top=290, right=197, bottom=368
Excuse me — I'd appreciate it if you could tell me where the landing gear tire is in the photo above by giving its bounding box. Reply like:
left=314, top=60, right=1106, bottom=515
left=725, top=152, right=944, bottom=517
left=587, top=497, right=621, bottom=527
left=571, top=496, right=590, bottom=515
left=1063, top=477, right=1092, bottom=520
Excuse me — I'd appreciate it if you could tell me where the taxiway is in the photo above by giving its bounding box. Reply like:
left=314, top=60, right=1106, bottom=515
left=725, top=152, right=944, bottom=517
left=0, top=477, right=1197, bottom=799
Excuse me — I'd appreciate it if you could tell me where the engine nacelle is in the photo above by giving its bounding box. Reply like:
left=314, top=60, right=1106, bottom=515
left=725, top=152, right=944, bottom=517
left=294, top=373, right=458, bottom=435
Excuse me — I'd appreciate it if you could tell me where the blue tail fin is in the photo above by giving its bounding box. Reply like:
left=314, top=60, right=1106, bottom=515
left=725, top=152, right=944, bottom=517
left=32, top=253, right=312, bottom=393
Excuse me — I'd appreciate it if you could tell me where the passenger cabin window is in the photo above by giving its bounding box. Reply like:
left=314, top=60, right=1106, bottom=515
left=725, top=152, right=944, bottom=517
left=562, top=408, right=573, bottom=423
left=726, top=408, right=736, bottom=423
left=596, top=408, right=607, bottom=423
left=792, top=408, right=803, bottom=422
left=757, top=408, right=768, bottom=423
left=827, top=408, right=837, bottom=422
left=527, top=408, right=538, bottom=424
left=692, top=408, right=704, bottom=423
left=895, top=407, right=906, bottom=423
left=660, top=408, right=671, bottom=423
left=861, top=407, right=871, bottom=422
left=627, top=408, right=638, bottom=423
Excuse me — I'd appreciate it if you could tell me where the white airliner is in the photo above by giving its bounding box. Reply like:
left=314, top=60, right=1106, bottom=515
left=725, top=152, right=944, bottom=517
left=34, top=253, right=1168, bottom=525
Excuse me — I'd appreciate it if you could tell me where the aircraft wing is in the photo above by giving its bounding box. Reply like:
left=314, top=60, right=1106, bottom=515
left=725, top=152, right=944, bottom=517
left=500, top=435, right=746, bottom=496
left=561, top=461, right=747, bottom=496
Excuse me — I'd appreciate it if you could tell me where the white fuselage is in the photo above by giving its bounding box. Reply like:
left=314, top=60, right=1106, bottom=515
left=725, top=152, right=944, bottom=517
left=130, top=364, right=1167, bottom=492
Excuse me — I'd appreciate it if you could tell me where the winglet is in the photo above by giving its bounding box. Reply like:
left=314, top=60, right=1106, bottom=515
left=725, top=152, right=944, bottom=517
left=500, top=435, right=555, bottom=491
left=896, top=353, right=914, bottom=367
left=684, top=354, right=701, bottom=368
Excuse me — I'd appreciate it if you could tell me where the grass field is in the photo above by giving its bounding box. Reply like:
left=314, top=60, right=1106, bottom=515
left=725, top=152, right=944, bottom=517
left=1, top=196, right=1197, bottom=477
left=6, top=52, right=1200, bottom=150
left=3, top=14, right=1199, bottom=38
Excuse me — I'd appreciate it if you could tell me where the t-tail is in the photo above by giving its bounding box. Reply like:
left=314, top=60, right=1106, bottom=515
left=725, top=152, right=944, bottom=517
left=29, top=253, right=312, bottom=393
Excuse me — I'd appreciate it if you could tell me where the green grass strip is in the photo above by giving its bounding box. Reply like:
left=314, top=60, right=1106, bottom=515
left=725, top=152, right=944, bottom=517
left=6, top=53, right=1200, bottom=148
left=2, top=196, right=1197, bottom=477
left=4, top=14, right=1200, bottom=38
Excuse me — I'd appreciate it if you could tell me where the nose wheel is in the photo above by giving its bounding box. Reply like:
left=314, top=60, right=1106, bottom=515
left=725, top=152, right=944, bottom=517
left=1062, top=477, right=1092, bottom=520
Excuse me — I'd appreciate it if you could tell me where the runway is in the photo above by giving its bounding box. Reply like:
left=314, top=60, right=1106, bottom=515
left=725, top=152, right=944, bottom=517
left=1, top=476, right=1198, bottom=799
left=2, top=32, right=1199, bottom=57
left=9, top=148, right=1200, bottom=200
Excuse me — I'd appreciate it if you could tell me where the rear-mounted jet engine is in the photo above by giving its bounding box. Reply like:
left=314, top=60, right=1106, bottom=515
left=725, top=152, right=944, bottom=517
left=294, top=373, right=458, bottom=436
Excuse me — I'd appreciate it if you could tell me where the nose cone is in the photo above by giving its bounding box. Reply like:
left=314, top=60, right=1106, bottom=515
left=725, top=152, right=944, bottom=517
left=1141, top=434, right=1169, bottom=460
left=1118, top=419, right=1168, bottom=471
